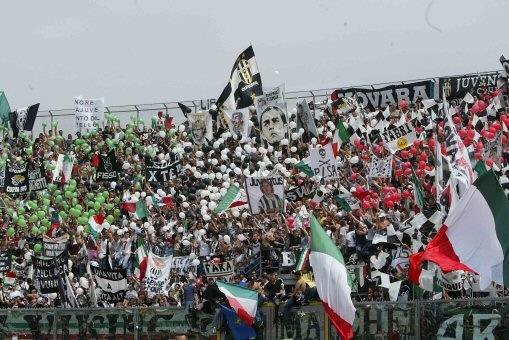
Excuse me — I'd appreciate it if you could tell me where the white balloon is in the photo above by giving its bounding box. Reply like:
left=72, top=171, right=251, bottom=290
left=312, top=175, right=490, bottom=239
left=76, top=287, right=84, bottom=296
left=223, top=235, right=231, bottom=243
left=208, top=201, right=217, bottom=210
left=311, top=137, right=317, bottom=144
left=242, top=212, right=249, bottom=218
left=68, top=272, right=74, bottom=280
left=110, top=182, right=117, bottom=189
left=232, top=210, right=240, bottom=217
left=182, top=239, right=191, bottom=246
left=243, top=168, right=250, bottom=176
left=194, top=172, right=202, bottom=178
left=203, top=214, right=211, bottom=221
left=290, top=146, right=297, bottom=153
left=289, top=121, right=297, bottom=129
left=76, top=225, right=84, bottom=234
left=189, top=252, right=197, bottom=260
left=178, top=125, right=186, bottom=132
left=280, top=138, right=289, bottom=146
left=141, top=191, right=147, bottom=198
left=234, top=167, right=242, bottom=175
left=179, top=212, right=186, bottom=219
left=177, top=226, right=184, bottom=233
left=79, top=277, right=89, bottom=289
left=24, top=252, right=32, bottom=261
left=182, top=202, right=190, bottom=208
left=192, top=258, right=201, bottom=266
left=134, top=192, right=141, bottom=198
left=291, top=133, right=299, bottom=140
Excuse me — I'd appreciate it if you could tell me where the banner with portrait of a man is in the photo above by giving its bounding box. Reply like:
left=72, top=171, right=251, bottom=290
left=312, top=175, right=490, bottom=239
left=225, top=107, right=251, bottom=140
left=188, top=111, right=213, bottom=145
left=255, top=85, right=288, bottom=145
left=245, top=176, right=285, bottom=214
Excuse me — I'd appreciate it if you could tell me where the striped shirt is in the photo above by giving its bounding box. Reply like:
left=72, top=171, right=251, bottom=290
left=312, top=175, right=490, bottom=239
left=257, top=194, right=283, bottom=213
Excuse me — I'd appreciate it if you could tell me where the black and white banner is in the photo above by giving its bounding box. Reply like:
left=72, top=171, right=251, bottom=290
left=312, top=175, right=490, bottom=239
left=381, top=121, right=417, bottom=154
left=144, top=252, right=173, bottom=298
left=43, top=234, right=69, bottom=258
left=331, top=80, right=434, bottom=110
left=0, top=251, right=11, bottom=272
left=286, top=182, right=315, bottom=202
left=368, top=156, right=393, bottom=178
left=203, top=259, right=235, bottom=278
left=307, top=144, right=339, bottom=180
left=439, top=72, right=500, bottom=106
left=96, top=152, right=118, bottom=181
left=33, top=253, right=68, bottom=294
left=216, top=46, right=263, bottom=112
left=74, top=97, right=104, bottom=132
left=90, top=265, right=127, bottom=303
left=255, top=85, right=289, bottom=145
left=245, top=176, right=285, bottom=214
left=28, top=164, right=48, bottom=192
left=4, top=162, right=28, bottom=194
left=145, top=156, right=181, bottom=183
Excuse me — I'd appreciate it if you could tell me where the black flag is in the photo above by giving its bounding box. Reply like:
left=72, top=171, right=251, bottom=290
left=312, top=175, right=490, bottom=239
left=216, top=46, right=263, bottom=113
left=177, top=102, right=192, bottom=118
left=9, top=103, right=40, bottom=138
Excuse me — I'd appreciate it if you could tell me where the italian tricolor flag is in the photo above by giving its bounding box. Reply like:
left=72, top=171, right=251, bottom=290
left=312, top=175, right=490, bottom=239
left=409, top=171, right=509, bottom=291
left=134, top=237, right=148, bottom=281
left=216, top=281, right=258, bottom=326
left=89, top=214, right=108, bottom=239
left=332, top=119, right=350, bottom=157
left=309, top=214, right=355, bottom=340
left=214, top=186, right=247, bottom=214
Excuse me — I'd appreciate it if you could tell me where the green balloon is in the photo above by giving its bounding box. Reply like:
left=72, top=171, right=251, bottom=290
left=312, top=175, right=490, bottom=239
left=42, top=219, right=50, bottom=227
left=29, top=215, right=38, bottom=223
left=78, top=216, right=88, bottom=225
left=6, top=208, right=14, bottom=216
left=17, top=219, right=27, bottom=228
left=34, top=243, right=42, bottom=253
left=7, top=227, right=15, bottom=237
left=43, top=198, right=51, bottom=207
left=65, top=190, right=72, bottom=198
left=37, top=210, right=45, bottom=219
left=106, top=215, right=114, bottom=224
left=113, top=208, right=121, bottom=217
left=25, top=147, right=33, bottom=156
left=102, top=191, right=109, bottom=199
left=39, top=226, right=47, bottom=234
left=54, top=189, right=62, bottom=196
left=93, top=202, right=101, bottom=211
left=31, top=226, right=39, bottom=234
left=55, top=195, right=63, bottom=204
left=18, top=207, right=25, bottom=215
left=75, top=204, right=83, bottom=212
left=97, top=196, right=105, bottom=204
left=113, top=197, right=120, bottom=204
left=88, top=209, right=96, bottom=217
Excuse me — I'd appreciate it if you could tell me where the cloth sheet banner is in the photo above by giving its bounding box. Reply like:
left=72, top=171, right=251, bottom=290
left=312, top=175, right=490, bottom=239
left=4, top=162, right=28, bottom=194
left=43, top=234, right=69, bottom=258
left=90, top=265, right=127, bottom=303
left=439, top=72, right=500, bottom=106
left=74, top=97, right=104, bottom=132
left=368, top=156, right=393, bottom=178
left=381, top=121, right=417, bottom=154
left=28, top=164, right=48, bottom=192
left=255, top=85, right=289, bottom=145
left=203, top=259, right=235, bottom=279
left=307, top=144, right=339, bottom=180
left=245, top=176, right=285, bottom=214
left=331, top=80, right=434, bottom=110
left=144, top=252, right=173, bottom=298
left=145, top=156, right=181, bottom=183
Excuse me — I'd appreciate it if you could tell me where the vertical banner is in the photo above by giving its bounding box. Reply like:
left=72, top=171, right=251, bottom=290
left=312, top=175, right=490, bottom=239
left=307, top=144, right=339, bottom=180
left=74, top=97, right=104, bottom=132
left=255, top=85, right=289, bottom=145
left=245, top=176, right=285, bottom=214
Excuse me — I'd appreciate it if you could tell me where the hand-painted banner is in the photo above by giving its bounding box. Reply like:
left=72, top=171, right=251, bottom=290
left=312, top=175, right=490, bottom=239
left=28, top=164, right=48, bottom=192
left=74, top=97, right=104, bottom=132
left=381, top=121, right=417, bottom=154
left=308, top=144, right=339, bottom=180
left=145, top=156, right=181, bottom=183
left=203, top=260, right=235, bottom=278
left=90, top=266, right=127, bottom=303
left=286, top=182, right=315, bottom=202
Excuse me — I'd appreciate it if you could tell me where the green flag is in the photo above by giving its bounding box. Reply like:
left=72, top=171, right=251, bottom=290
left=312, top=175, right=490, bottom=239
left=0, top=92, right=10, bottom=128
left=474, top=160, right=488, bottom=177
left=136, top=200, right=149, bottom=219
left=411, top=167, right=426, bottom=209
left=295, top=161, right=315, bottom=177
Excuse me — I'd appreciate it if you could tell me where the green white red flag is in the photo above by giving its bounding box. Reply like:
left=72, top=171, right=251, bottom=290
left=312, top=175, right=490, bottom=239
left=216, top=281, right=258, bottom=326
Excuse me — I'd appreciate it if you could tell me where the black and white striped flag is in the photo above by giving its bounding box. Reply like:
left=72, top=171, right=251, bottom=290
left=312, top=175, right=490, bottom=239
left=216, top=46, right=263, bottom=113
left=9, top=103, right=39, bottom=138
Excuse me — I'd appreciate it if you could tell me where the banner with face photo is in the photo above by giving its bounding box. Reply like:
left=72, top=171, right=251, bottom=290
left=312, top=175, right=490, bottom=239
left=380, top=121, right=417, bottom=154
left=255, top=85, right=288, bottom=145
left=5, top=162, right=28, bottom=194
left=225, top=107, right=251, bottom=140
left=188, top=111, right=213, bottom=145
left=145, top=155, right=181, bottom=183
left=308, top=144, right=339, bottom=180
left=368, top=156, right=393, bottom=178
left=245, top=176, right=285, bottom=215
left=28, top=164, right=48, bottom=192
left=74, top=97, right=104, bottom=133
left=296, top=99, right=318, bottom=140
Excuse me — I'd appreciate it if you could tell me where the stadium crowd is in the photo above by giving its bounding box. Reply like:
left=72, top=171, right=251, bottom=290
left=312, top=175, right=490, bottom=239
left=0, top=78, right=508, bottom=326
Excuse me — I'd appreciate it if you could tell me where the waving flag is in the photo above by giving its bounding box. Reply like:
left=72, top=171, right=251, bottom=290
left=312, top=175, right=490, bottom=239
left=214, top=186, right=247, bottom=214
left=89, top=214, right=108, bottom=239
left=216, top=281, right=258, bottom=326
left=309, top=214, right=355, bottom=340
left=409, top=171, right=509, bottom=290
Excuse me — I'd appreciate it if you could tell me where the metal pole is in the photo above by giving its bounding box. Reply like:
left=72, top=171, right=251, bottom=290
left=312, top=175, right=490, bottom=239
left=415, top=300, right=421, bottom=340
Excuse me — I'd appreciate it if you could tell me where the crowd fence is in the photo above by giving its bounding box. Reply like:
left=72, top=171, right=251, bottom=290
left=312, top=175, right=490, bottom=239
left=32, top=69, right=501, bottom=136
left=0, top=297, right=507, bottom=339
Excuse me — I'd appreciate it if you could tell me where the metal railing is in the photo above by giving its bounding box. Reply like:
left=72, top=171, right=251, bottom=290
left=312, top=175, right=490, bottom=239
left=31, top=69, right=501, bottom=137
left=1, top=297, right=507, bottom=339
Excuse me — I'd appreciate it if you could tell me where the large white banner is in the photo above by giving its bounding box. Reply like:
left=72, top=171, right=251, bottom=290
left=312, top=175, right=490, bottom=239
left=308, top=144, right=339, bottom=180
left=74, top=97, right=104, bottom=132
left=145, top=252, right=173, bottom=298
left=380, top=121, right=417, bottom=154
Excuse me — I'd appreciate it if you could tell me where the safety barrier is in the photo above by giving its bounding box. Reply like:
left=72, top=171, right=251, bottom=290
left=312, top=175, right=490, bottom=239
left=1, top=297, right=507, bottom=339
